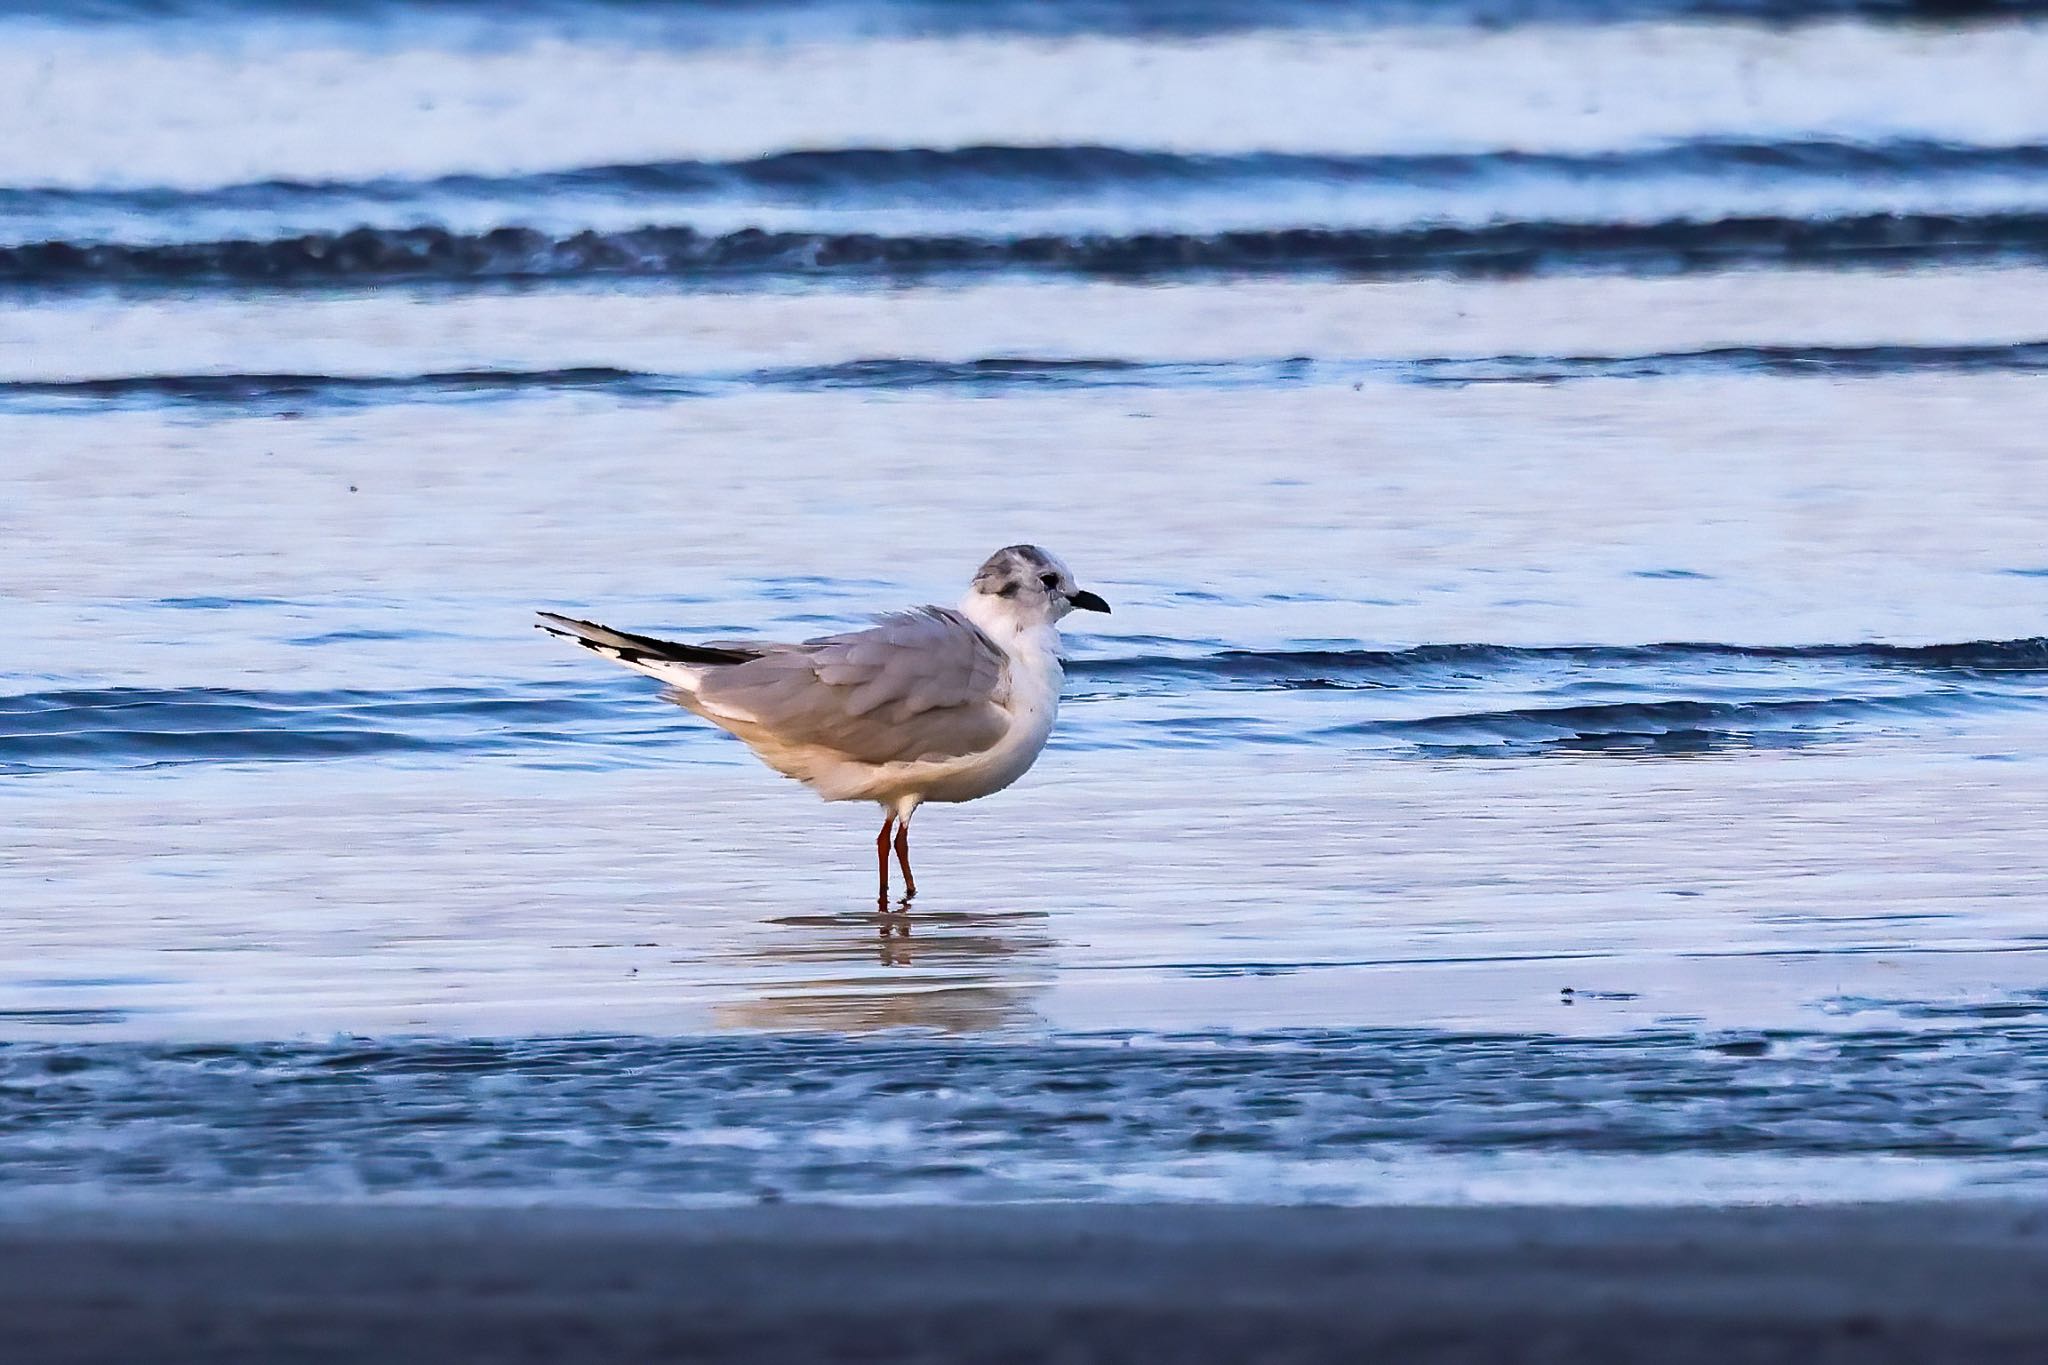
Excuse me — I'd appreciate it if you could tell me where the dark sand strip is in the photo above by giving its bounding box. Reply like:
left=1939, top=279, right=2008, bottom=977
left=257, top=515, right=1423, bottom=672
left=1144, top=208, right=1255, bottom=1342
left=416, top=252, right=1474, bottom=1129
left=5, top=1200, right=2048, bottom=1363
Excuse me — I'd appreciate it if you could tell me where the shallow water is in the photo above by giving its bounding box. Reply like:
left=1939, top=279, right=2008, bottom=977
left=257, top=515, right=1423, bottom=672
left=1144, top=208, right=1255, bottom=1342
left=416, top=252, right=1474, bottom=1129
left=4, top=0, right=2048, bottom=1206
left=8, top=1029, right=2048, bottom=1206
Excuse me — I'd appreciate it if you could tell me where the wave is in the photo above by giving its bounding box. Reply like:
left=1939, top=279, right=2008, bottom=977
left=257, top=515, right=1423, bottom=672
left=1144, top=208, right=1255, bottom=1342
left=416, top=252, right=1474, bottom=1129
left=1077, top=638, right=2048, bottom=680
left=1103, top=638, right=2048, bottom=756
left=7, top=0, right=2045, bottom=41
left=14, top=140, right=2048, bottom=222
left=11, top=344, right=2048, bottom=412
left=7, top=211, right=2048, bottom=288
left=0, top=367, right=668, bottom=408
left=783, top=344, right=2048, bottom=387
left=1417, top=341, right=2048, bottom=383
left=14, top=140, right=2048, bottom=260
left=6, top=640, right=2044, bottom=773
left=0, top=682, right=655, bottom=772
left=1337, top=693, right=1997, bottom=755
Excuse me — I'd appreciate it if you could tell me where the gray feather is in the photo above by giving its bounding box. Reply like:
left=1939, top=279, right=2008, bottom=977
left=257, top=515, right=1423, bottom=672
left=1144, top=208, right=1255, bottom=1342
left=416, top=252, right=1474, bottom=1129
left=689, top=607, right=1010, bottom=765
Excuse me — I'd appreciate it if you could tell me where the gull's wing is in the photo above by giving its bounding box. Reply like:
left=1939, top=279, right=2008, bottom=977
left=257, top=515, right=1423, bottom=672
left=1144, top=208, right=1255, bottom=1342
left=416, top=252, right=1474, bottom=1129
left=688, top=607, right=1011, bottom=765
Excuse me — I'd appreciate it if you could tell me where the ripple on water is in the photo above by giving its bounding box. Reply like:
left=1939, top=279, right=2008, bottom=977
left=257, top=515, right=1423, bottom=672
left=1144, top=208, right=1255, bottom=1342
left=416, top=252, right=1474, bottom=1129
left=5, top=639, right=2046, bottom=773
left=3, top=1029, right=2047, bottom=1204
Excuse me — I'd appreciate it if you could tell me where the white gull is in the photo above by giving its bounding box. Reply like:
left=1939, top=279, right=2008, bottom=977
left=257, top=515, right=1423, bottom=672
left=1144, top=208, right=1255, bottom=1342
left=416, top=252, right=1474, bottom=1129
left=538, top=544, right=1109, bottom=902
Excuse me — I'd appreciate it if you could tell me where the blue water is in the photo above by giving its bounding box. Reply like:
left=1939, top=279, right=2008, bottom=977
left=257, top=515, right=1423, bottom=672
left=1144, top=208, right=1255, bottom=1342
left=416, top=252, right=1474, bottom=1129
left=4, top=0, right=2048, bottom=1207
left=7, top=639, right=2048, bottom=775
left=7, top=1027, right=2048, bottom=1205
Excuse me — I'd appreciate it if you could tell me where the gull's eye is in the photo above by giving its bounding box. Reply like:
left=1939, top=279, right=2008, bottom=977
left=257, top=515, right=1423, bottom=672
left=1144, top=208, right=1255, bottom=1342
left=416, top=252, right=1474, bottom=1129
left=1039, top=573, right=1061, bottom=590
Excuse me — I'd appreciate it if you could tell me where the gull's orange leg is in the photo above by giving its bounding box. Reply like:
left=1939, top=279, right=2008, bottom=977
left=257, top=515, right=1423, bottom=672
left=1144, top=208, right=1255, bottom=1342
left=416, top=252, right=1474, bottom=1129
left=893, top=820, right=917, bottom=902
left=875, top=814, right=896, bottom=905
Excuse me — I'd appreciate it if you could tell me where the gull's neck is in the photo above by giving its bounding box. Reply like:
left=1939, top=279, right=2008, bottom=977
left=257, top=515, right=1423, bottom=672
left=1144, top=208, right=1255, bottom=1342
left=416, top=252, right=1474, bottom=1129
left=958, top=593, right=1062, bottom=665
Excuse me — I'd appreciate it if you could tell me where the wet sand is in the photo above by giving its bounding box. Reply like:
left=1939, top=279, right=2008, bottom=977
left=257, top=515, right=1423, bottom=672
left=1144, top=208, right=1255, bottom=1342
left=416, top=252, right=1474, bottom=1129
left=7, top=1200, right=2048, bottom=1363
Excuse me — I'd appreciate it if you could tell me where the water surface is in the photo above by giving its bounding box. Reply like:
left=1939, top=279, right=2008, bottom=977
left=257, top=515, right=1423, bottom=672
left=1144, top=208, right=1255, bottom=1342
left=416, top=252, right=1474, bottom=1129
left=5, top=0, right=2048, bottom=1205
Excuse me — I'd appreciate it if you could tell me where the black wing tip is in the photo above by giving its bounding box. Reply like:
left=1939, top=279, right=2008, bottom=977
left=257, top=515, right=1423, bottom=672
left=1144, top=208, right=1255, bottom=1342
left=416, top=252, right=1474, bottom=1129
left=534, top=610, right=594, bottom=634
left=661, top=641, right=764, bottom=665
left=534, top=610, right=761, bottom=666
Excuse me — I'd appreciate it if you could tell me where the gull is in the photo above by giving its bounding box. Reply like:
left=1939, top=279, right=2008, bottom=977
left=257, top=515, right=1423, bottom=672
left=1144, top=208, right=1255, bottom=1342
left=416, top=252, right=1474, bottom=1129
left=537, top=545, right=1109, bottom=902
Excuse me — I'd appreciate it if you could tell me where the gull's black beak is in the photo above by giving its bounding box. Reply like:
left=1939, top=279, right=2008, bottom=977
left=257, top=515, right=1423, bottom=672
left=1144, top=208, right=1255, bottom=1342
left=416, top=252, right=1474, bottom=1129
left=1068, top=589, right=1111, bottom=614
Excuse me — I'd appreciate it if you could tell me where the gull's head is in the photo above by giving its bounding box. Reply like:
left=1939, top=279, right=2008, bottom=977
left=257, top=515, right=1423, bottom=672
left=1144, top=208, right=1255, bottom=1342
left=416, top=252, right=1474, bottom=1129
left=965, top=544, right=1110, bottom=632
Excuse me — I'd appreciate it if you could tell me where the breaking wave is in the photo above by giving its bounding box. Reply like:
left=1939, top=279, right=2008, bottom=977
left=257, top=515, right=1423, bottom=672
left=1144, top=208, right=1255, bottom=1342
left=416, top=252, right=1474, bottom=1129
left=8, top=212, right=2048, bottom=288
left=12, top=343, right=2048, bottom=413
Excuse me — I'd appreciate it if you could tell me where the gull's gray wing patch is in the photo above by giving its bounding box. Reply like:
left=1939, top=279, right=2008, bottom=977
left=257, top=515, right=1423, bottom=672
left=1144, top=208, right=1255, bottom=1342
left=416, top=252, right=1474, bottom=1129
left=688, top=607, right=1011, bottom=765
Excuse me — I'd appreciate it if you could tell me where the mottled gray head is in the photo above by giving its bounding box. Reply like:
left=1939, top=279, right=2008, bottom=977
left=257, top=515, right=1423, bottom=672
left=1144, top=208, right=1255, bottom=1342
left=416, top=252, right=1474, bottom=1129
left=966, top=545, right=1110, bottom=627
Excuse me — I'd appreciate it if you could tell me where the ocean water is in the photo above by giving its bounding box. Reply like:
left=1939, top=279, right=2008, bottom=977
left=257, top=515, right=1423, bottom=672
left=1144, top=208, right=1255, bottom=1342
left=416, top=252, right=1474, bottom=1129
left=4, top=0, right=2048, bottom=1207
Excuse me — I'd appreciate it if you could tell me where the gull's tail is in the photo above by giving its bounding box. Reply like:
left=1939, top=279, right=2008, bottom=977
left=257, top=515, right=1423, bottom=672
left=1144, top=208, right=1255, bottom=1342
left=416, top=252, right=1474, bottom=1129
left=535, top=611, right=759, bottom=691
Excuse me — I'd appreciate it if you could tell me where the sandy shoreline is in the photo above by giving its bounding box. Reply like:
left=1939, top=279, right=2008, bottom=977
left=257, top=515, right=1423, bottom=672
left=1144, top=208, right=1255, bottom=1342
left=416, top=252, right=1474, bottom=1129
left=5, top=1199, right=2048, bottom=1362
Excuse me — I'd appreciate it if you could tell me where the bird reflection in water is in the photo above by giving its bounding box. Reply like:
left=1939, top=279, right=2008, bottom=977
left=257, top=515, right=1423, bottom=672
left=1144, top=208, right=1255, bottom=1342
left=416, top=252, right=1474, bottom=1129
left=715, top=906, right=1055, bottom=1033
left=875, top=908, right=913, bottom=966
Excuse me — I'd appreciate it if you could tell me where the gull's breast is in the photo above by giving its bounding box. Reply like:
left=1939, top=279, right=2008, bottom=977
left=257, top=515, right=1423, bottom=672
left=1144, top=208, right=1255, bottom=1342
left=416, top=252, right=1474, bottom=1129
left=903, top=644, right=1064, bottom=805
